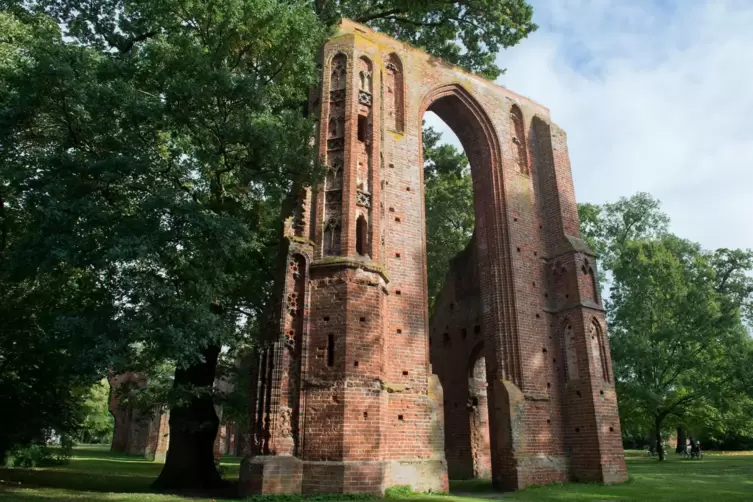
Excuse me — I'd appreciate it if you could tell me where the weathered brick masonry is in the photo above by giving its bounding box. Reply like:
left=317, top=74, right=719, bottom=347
left=239, top=19, right=628, bottom=495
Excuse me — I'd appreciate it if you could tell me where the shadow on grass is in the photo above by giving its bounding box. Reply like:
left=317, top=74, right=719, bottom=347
left=0, top=445, right=242, bottom=501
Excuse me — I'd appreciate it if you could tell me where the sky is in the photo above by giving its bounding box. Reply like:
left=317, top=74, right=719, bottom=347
left=427, top=0, right=753, bottom=252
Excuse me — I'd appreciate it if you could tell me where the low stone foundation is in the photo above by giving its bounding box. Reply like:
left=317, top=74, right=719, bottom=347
left=239, top=458, right=448, bottom=496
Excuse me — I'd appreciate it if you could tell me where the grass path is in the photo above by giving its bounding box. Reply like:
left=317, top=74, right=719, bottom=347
left=1, top=446, right=752, bottom=501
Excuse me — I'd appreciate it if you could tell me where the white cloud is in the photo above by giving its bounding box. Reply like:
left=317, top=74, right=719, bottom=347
left=492, top=0, right=753, bottom=251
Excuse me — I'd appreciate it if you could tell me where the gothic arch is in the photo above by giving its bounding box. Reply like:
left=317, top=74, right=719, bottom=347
left=419, top=84, right=524, bottom=489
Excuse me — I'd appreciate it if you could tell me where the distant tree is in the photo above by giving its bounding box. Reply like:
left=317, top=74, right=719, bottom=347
left=422, top=125, right=473, bottom=314
left=78, top=379, right=115, bottom=444
left=608, top=235, right=753, bottom=461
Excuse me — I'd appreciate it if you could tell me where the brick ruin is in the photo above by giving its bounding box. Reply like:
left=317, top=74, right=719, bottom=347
left=108, top=373, right=241, bottom=461
left=108, top=373, right=170, bottom=461
left=239, top=19, right=628, bottom=495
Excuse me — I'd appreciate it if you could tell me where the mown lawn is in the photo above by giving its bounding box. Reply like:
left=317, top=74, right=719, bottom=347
left=1, top=446, right=752, bottom=501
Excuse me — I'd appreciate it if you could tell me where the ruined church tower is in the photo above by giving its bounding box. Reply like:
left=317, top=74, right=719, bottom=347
left=240, top=19, right=628, bottom=495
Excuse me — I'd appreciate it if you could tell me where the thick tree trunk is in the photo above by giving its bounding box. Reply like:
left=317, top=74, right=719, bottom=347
left=152, top=345, right=224, bottom=491
left=676, top=427, right=686, bottom=454
left=654, top=417, right=665, bottom=461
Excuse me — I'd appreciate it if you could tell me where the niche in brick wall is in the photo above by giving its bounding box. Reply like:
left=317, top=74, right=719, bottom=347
left=589, top=319, right=610, bottom=382
left=509, top=105, right=529, bottom=175
left=582, top=259, right=599, bottom=304
left=384, top=53, right=404, bottom=133
left=356, top=214, right=369, bottom=256
left=563, top=321, right=579, bottom=381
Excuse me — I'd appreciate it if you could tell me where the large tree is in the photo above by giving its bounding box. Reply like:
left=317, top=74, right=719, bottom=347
left=1, top=0, right=536, bottom=490
left=317, top=0, right=537, bottom=79
left=1, top=0, right=325, bottom=488
left=608, top=235, right=753, bottom=460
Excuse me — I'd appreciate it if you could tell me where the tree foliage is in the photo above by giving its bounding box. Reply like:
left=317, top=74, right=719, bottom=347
left=1, top=0, right=537, bottom=490
left=422, top=125, right=473, bottom=313
left=77, top=379, right=115, bottom=444
left=1, top=0, right=325, bottom=487
left=580, top=193, right=753, bottom=460
left=318, top=0, right=537, bottom=79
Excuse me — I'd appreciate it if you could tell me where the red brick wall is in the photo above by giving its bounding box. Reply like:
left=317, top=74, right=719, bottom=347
left=241, top=18, right=627, bottom=496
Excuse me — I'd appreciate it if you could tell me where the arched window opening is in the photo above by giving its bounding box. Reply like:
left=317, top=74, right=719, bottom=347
left=356, top=215, right=368, bottom=256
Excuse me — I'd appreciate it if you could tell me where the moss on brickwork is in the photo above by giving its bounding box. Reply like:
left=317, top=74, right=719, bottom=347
left=384, top=383, right=406, bottom=393
left=287, top=235, right=315, bottom=247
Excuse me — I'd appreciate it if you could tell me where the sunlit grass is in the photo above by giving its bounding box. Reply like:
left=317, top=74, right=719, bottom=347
left=1, top=446, right=753, bottom=501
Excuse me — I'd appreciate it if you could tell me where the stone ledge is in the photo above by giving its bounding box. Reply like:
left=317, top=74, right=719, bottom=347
left=310, top=256, right=390, bottom=283
left=549, top=234, right=596, bottom=259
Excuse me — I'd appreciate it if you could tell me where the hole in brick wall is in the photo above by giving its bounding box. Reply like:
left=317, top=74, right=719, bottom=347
left=357, top=115, right=367, bottom=142
left=534, top=251, right=538, bottom=257
left=327, top=334, right=335, bottom=367
left=600, top=390, right=604, bottom=395
left=514, top=217, right=518, bottom=222
left=542, top=348, right=547, bottom=353
left=323, top=316, right=330, bottom=322
left=385, top=181, right=389, bottom=185
left=536, top=313, right=541, bottom=319
left=547, top=419, right=551, bottom=424
left=565, top=294, right=569, bottom=299
left=406, top=186, right=411, bottom=191
left=389, top=207, right=395, bottom=212
left=539, top=224, right=543, bottom=229
left=474, top=325, right=481, bottom=334
left=544, top=293, right=548, bottom=298
left=395, top=290, right=401, bottom=296
left=553, top=358, right=556, bottom=363
left=389, top=163, right=395, bottom=169
left=354, top=361, right=359, bottom=367
left=532, top=282, right=536, bottom=288
left=398, top=415, right=404, bottom=421
left=360, top=317, right=366, bottom=323
left=396, top=328, right=402, bottom=334
left=547, top=382, right=551, bottom=388
left=576, top=390, right=582, bottom=397
left=356, top=215, right=368, bottom=256
left=395, top=217, right=401, bottom=222
left=364, top=412, right=368, bottom=419
left=610, top=426, right=614, bottom=432
left=575, top=427, right=580, bottom=433
left=516, top=247, right=521, bottom=252
left=402, top=370, right=408, bottom=376
left=395, top=252, right=401, bottom=259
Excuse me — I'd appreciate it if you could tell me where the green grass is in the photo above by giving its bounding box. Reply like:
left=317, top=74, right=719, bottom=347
left=1, top=446, right=753, bottom=501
